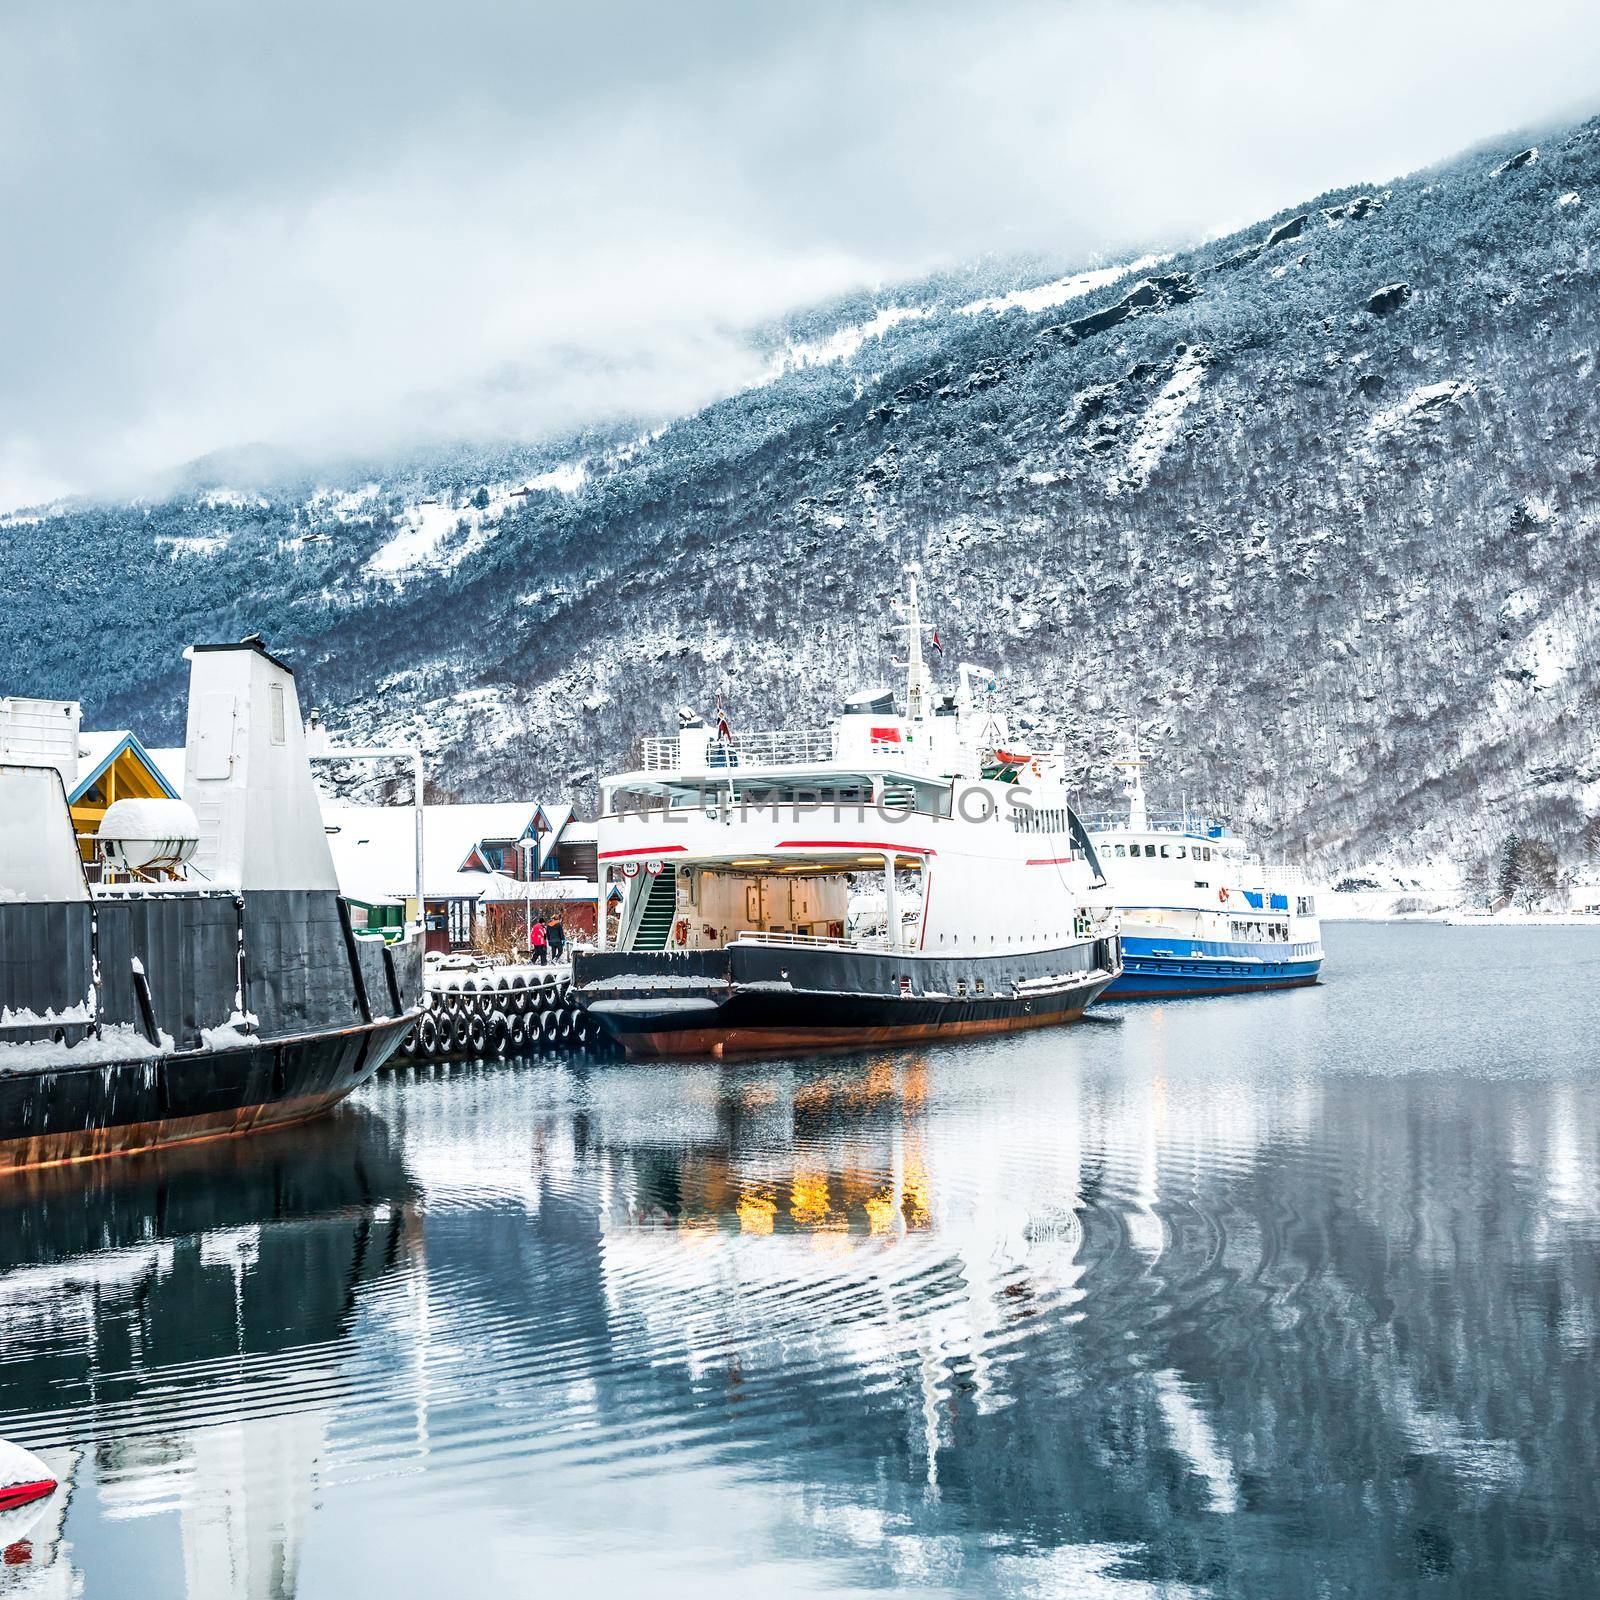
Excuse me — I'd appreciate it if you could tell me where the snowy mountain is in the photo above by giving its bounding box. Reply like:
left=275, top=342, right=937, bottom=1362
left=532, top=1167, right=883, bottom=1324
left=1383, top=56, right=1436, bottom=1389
left=7, top=117, right=1600, bottom=880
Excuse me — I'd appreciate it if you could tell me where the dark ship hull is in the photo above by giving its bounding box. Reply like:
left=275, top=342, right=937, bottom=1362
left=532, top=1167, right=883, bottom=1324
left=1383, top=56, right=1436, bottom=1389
left=0, top=1012, right=413, bottom=1173
left=576, top=936, right=1119, bottom=1058
left=1, top=640, right=424, bottom=1176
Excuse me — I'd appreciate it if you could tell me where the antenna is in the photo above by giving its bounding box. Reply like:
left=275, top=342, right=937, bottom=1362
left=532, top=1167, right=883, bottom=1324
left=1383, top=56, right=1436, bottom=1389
left=1109, top=724, right=1148, bottom=831
left=897, top=565, right=932, bottom=722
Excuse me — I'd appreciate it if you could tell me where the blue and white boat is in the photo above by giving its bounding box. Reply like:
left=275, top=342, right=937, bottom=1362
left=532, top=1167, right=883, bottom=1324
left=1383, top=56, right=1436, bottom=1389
left=1088, top=753, right=1323, bottom=999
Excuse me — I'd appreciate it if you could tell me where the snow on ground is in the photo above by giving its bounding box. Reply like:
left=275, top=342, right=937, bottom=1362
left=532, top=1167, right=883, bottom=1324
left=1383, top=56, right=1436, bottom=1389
left=1368, top=379, right=1474, bottom=437
left=366, top=500, right=470, bottom=576
left=155, top=534, right=229, bottom=558
left=957, top=255, right=1159, bottom=317
left=1558, top=191, right=1581, bottom=207
left=308, top=482, right=381, bottom=519
left=1505, top=614, right=1580, bottom=692
left=0, top=502, right=68, bottom=528
left=366, top=466, right=587, bottom=581
left=524, top=460, right=588, bottom=494
left=1113, top=348, right=1207, bottom=493
left=766, top=306, right=927, bottom=378
left=197, top=488, right=269, bottom=511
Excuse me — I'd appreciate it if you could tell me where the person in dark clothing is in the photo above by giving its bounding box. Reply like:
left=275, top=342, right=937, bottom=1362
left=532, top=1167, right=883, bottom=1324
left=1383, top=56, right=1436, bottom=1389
left=545, top=915, right=566, bottom=963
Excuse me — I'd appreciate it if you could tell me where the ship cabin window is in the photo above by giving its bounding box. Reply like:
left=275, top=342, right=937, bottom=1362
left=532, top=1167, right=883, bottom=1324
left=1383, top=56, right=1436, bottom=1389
left=1114, top=844, right=1126, bottom=857
left=1144, top=844, right=1156, bottom=858
left=1010, top=805, right=1071, bottom=835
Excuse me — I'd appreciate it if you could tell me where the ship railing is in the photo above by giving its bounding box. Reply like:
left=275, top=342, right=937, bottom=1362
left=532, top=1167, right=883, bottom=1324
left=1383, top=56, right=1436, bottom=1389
left=639, top=728, right=839, bottom=771
left=731, top=929, right=892, bottom=953
left=1078, top=809, right=1235, bottom=838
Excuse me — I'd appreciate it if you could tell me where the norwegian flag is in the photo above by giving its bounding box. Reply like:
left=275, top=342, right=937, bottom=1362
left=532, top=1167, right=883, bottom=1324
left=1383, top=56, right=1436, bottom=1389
left=714, top=692, right=732, bottom=742
left=931, top=629, right=943, bottom=654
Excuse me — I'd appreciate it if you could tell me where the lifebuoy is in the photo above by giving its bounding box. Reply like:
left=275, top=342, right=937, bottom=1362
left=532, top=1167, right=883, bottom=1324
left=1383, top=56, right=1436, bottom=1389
left=1218, top=887, right=1230, bottom=904
left=674, top=917, right=691, bottom=946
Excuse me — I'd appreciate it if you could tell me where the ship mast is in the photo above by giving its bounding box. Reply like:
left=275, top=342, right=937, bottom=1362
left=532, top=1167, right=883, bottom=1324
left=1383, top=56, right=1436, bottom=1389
left=1114, top=729, right=1148, bottom=832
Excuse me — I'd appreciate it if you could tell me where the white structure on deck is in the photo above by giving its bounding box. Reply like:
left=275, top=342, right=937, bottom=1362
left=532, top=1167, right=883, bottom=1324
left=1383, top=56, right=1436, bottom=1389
left=595, top=568, right=1110, bottom=960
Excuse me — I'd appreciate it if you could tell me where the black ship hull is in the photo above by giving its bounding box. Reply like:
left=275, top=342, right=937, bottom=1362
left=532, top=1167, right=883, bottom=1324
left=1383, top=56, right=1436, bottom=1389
left=575, top=936, right=1119, bottom=1058
left=0, top=1012, right=415, bottom=1174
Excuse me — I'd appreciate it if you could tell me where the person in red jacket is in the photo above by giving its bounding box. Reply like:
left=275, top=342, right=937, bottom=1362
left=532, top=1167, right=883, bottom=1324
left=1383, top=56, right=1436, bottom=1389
left=529, top=916, right=548, bottom=965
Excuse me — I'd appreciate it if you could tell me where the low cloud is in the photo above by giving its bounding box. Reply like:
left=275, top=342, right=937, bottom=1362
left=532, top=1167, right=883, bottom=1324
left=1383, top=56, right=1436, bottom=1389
left=2, top=0, right=1598, bottom=506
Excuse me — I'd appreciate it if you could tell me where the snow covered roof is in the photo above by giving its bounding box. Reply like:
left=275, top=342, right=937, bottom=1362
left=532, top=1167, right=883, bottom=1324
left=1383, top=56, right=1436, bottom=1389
left=533, top=802, right=574, bottom=871
left=69, top=730, right=180, bottom=804
left=146, top=749, right=186, bottom=797
left=320, top=800, right=589, bottom=905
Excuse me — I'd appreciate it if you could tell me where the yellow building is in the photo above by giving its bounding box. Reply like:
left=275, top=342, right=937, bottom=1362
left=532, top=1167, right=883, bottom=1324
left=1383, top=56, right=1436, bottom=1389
left=67, top=732, right=181, bottom=862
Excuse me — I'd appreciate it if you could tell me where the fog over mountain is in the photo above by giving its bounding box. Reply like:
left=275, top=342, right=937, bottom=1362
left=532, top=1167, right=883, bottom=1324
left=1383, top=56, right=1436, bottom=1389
left=8, top=110, right=1600, bottom=883
left=5, top=0, right=1600, bottom=505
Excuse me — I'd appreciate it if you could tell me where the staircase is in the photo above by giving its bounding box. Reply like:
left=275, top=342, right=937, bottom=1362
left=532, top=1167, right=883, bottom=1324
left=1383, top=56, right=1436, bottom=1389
left=631, top=866, right=679, bottom=950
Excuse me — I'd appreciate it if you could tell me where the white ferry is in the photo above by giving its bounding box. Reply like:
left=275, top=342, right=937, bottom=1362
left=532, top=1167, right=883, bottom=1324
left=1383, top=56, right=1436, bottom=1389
left=573, top=572, right=1121, bottom=1057
left=1087, top=753, right=1323, bottom=999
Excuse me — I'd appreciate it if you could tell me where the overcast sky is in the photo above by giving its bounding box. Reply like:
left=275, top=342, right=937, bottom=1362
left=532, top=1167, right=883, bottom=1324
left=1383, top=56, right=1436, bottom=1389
left=3, top=0, right=1599, bottom=508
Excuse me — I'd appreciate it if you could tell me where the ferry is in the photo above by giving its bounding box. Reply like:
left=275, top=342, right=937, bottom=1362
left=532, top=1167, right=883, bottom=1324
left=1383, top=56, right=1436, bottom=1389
left=573, top=571, right=1121, bottom=1057
left=1088, top=752, right=1323, bottom=999
left=0, top=640, right=422, bottom=1173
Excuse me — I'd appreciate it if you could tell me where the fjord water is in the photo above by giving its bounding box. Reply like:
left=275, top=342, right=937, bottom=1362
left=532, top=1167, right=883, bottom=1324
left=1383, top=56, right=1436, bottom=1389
left=2, top=925, right=1598, bottom=1599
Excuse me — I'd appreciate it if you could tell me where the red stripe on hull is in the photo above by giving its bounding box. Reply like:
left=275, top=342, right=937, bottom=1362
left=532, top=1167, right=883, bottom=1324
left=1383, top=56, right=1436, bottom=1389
left=0, top=1482, right=55, bottom=1514
left=620, top=1006, right=1089, bottom=1059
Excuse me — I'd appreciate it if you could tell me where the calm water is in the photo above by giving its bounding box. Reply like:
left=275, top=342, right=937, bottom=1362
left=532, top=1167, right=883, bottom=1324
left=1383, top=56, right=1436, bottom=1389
left=2, top=923, right=1599, bottom=1598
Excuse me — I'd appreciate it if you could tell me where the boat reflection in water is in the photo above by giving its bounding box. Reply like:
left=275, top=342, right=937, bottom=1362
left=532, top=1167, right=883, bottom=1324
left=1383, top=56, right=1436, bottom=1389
left=4, top=926, right=1600, bottom=1598
left=0, top=1111, right=418, bottom=1599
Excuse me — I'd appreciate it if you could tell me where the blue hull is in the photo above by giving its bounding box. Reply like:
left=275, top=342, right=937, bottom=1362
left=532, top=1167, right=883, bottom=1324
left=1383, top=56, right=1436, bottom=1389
left=1106, top=935, right=1322, bottom=1000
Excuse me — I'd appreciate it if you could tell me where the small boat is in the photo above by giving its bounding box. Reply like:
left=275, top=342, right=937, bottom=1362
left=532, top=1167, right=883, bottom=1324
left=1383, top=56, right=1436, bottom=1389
left=1087, top=747, right=1323, bottom=999
left=574, top=570, right=1121, bottom=1057
left=0, top=1440, right=56, bottom=1516
left=0, top=640, right=422, bottom=1173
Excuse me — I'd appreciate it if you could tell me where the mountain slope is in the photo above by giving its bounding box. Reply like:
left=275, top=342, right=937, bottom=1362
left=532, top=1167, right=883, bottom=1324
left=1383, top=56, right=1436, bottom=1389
left=7, top=120, right=1600, bottom=877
